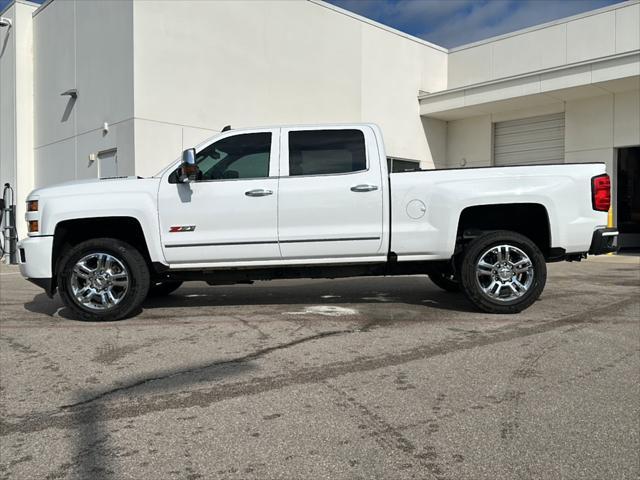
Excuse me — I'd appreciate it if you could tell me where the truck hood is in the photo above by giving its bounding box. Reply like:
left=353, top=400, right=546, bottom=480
left=28, top=176, right=160, bottom=200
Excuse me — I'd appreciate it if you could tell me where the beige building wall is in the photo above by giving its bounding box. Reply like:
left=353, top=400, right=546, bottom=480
left=131, top=0, right=447, bottom=175
left=32, top=0, right=135, bottom=188
left=0, top=1, right=36, bottom=240
left=443, top=86, right=640, bottom=172
left=437, top=1, right=639, bottom=173
left=445, top=116, right=492, bottom=168
left=447, top=1, right=639, bottom=89
left=3, top=0, right=637, bottom=247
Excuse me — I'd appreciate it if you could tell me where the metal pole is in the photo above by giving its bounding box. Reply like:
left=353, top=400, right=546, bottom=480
left=2, top=183, right=18, bottom=264
left=8, top=203, right=17, bottom=264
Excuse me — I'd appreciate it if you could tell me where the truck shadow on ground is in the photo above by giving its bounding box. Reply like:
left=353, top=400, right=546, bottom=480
left=54, top=361, right=256, bottom=479
left=24, top=276, right=478, bottom=321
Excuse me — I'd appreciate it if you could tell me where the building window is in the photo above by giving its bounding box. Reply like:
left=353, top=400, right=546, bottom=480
left=288, top=130, right=366, bottom=176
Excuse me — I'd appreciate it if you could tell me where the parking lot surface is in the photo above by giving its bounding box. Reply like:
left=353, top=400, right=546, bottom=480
left=1, top=257, right=639, bottom=480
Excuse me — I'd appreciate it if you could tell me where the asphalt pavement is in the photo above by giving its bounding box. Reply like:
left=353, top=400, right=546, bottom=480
left=1, top=256, right=638, bottom=479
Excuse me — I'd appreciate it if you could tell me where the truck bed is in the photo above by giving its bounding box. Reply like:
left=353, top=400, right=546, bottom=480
left=389, top=162, right=609, bottom=260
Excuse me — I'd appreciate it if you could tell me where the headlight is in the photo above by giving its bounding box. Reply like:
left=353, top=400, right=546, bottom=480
left=28, top=220, right=39, bottom=233
left=27, top=200, right=38, bottom=212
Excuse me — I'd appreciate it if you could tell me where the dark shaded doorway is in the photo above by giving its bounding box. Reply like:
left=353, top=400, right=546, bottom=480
left=617, top=147, right=640, bottom=251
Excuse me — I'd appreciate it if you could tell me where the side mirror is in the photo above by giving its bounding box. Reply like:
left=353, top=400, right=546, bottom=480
left=178, top=148, right=198, bottom=183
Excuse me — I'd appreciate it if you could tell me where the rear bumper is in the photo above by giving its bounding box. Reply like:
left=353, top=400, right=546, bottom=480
left=589, top=228, right=619, bottom=255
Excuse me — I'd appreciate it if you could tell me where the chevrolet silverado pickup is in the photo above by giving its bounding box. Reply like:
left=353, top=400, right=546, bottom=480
left=18, top=124, right=618, bottom=321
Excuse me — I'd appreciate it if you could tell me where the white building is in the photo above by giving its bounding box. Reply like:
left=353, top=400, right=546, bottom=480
left=1, top=0, right=639, bottom=247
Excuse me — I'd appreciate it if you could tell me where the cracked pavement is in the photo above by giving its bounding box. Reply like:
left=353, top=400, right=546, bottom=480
left=1, top=257, right=639, bottom=479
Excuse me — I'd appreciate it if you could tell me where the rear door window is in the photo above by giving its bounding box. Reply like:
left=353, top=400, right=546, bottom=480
left=288, top=130, right=366, bottom=176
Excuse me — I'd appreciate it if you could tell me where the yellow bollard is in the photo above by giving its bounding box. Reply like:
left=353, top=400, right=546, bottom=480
left=607, top=206, right=614, bottom=255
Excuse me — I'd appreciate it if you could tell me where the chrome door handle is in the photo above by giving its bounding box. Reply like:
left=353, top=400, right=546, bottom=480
left=245, top=189, right=273, bottom=197
left=350, top=184, right=378, bottom=192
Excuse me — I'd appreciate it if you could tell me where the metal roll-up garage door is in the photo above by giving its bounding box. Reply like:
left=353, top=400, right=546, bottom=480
left=493, top=112, right=565, bottom=166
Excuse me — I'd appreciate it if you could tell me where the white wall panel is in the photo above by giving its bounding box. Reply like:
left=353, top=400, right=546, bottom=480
left=133, top=0, right=362, bottom=130
left=565, top=94, right=614, bottom=152
left=446, top=115, right=492, bottom=168
left=615, top=4, right=640, bottom=54
left=182, top=127, right=218, bottom=152
left=34, top=138, right=76, bottom=188
left=492, top=24, right=566, bottom=79
left=33, top=0, right=76, bottom=148
left=465, top=76, right=541, bottom=105
left=592, top=54, right=640, bottom=84
left=566, top=11, right=616, bottom=64
left=447, top=44, right=492, bottom=88
left=540, top=64, right=592, bottom=92
left=421, top=117, right=447, bottom=169
left=1, top=3, right=36, bottom=239
left=360, top=21, right=440, bottom=161
left=614, top=89, right=640, bottom=147
left=75, top=127, right=125, bottom=180
left=75, top=0, right=133, bottom=134
left=14, top=3, right=35, bottom=239
left=114, top=119, right=136, bottom=177
left=134, top=119, right=182, bottom=177
left=32, top=0, right=136, bottom=194
left=132, top=0, right=446, bottom=169
left=491, top=103, right=565, bottom=123
left=0, top=5, right=16, bottom=201
left=448, top=3, right=634, bottom=89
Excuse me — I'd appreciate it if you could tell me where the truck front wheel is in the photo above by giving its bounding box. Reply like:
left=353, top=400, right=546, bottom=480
left=459, top=230, right=546, bottom=314
left=58, top=238, right=150, bottom=321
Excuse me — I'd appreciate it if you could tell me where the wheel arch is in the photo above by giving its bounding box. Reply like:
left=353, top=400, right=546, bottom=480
left=456, top=203, right=552, bottom=258
left=51, top=216, right=158, bottom=286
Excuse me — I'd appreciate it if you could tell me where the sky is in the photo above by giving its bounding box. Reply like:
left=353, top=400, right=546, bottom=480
left=325, top=0, right=624, bottom=47
left=1, top=0, right=625, bottom=48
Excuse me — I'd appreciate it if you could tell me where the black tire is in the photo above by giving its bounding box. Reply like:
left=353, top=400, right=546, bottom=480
left=148, top=280, right=183, bottom=297
left=459, top=230, right=546, bottom=314
left=58, top=238, right=150, bottom=321
left=428, top=271, right=460, bottom=292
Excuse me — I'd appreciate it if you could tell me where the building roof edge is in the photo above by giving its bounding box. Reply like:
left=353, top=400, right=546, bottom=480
left=418, top=50, right=640, bottom=101
left=1, top=0, right=38, bottom=17
left=307, top=0, right=449, bottom=53
left=449, top=0, right=638, bottom=52
left=32, top=0, right=54, bottom=17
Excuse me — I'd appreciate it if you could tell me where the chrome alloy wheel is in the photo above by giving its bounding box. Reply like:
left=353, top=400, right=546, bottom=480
left=475, top=245, right=534, bottom=302
left=70, top=253, right=129, bottom=310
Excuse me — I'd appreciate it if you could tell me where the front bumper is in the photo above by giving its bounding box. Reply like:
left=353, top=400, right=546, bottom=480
left=588, top=228, right=619, bottom=255
left=18, top=236, right=54, bottom=293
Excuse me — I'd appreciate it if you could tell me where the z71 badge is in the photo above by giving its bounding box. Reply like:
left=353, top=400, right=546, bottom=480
left=169, top=225, right=196, bottom=233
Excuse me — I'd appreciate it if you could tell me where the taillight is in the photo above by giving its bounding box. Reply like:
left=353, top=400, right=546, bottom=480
left=591, top=174, right=611, bottom=212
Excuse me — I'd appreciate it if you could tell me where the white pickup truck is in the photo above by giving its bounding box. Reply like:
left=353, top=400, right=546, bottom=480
left=18, top=124, right=617, bottom=321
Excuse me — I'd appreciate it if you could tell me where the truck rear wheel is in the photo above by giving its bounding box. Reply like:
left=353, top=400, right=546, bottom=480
left=58, top=238, right=150, bottom=321
left=459, top=230, right=546, bottom=314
